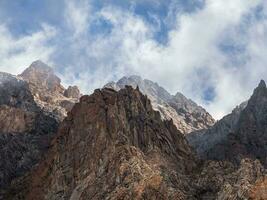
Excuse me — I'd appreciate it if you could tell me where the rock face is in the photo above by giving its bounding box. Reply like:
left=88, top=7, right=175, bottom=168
left=19, top=60, right=80, bottom=120
left=205, top=80, right=267, bottom=166
left=0, top=61, right=81, bottom=198
left=0, top=72, right=58, bottom=193
left=64, top=86, right=81, bottom=99
left=9, top=86, right=196, bottom=200
left=105, top=75, right=215, bottom=134
left=2, top=74, right=267, bottom=200
left=193, top=158, right=266, bottom=199
left=187, top=101, right=247, bottom=156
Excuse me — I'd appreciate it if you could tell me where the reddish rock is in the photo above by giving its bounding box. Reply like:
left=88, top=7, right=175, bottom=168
left=12, top=86, right=196, bottom=200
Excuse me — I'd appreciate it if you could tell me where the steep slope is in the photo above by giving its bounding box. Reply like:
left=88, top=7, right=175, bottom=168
left=206, top=80, right=267, bottom=166
left=105, top=75, right=215, bottom=134
left=187, top=101, right=247, bottom=156
left=9, top=86, right=196, bottom=200
left=0, top=61, right=81, bottom=197
left=0, top=72, right=58, bottom=193
left=19, top=60, right=81, bottom=121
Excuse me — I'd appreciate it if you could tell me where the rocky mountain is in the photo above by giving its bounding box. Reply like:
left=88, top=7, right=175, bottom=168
left=1, top=61, right=267, bottom=199
left=205, top=80, right=267, bottom=166
left=105, top=75, right=215, bottom=134
left=0, top=72, right=58, bottom=193
left=4, top=86, right=266, bottom=200
left=19, top=60, right=81, bottom=121
left=187, top=100, right=248, bottom=156
left=189, top=80, right=267, bottom=167
left=7, top=86, right=197, bottom=199
left=0, top=61, right=81, bottom=197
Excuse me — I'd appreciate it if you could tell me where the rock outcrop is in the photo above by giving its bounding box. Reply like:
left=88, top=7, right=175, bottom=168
left=105, top=75, right=215, bottom=134
left=19, top=60, right=80, bottom=120
left=193, top=158, right=266, bottom=199
left=0, top=61, right=81, bottom=198
left=8, top=86, right=196, bottom=200
left=187, top=101, right=247, bottom=156
left=189, top=81, right=267, bottom=167
left=0, top=72, right=58, bottom=194
left=64, top=86, right=81, bottom=99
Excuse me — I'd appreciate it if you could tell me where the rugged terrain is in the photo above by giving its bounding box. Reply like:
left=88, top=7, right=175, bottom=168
left=0, top=61, right=80, bottom=198
left=7, top=86, right=196, bottom=200
left=19, top=60, right=81, bottom=120
left=188, top=80, right=267, bottom=167
left=0, top=62, right=266, bottom=199
left=105, top=75, right=215, bottom=134
left=4, top=84, right=267, bottom=200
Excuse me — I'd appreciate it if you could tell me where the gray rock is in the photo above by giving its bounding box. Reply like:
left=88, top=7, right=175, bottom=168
left=104, top=75, right=215, bottom=134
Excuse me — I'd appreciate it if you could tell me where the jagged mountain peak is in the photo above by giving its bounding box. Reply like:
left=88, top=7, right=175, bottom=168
left=249, top=79, right=267, bottom=103
left=19, top=60, right=61, bottom=91
left=258, top=79, right=266, bottom=88
left=27, top=60, right=53, bottom=72
left=105, top=75, right=215, bottom=134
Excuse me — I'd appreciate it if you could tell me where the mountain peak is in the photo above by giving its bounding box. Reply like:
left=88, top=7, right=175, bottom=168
left=104, top=75, right=215, bottom=134
left=251, top=79, right=267, bottom=101
left=19, top=61, right=61, bottom=92
left=258, top=79, right=266, bottom=88
left=27, top=60, right=53, bottom=73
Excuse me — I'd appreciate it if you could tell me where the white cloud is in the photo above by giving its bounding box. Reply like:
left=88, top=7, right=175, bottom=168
left=64, top=0, right=91, bottom=37
left=59, top=0, right=266, bottom=119
left=1, top=0, right=267, bottom=120
left=0, top=23, right=57, bottom=74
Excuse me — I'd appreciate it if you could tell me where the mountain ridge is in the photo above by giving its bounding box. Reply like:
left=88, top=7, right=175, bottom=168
left=104, top=75, right=215, bottom=134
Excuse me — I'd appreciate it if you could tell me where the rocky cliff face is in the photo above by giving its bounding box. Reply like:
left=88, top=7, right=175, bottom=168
left=8, top=86, right=197, bottom=200
left=19, top=60, right=80, bottom=121
left=205, top=80, right=267, bottom=166
left=105, top=76, right=215, bottom=134
left=187, top=101, right=247, bottom=156
left=0, top=72, right=58, bottom=194
left=0, top=61, right=81, bottom=198
left=2, top=73, right=267, bottom=200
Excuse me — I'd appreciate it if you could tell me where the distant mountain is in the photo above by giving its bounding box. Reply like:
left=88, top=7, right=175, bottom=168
left=0, top=61, right=81, bottom=196
left=206, top=80, right=267, bottom=166
left=19, top=60, right=81, bottom=121
left=105, top=75, right=215, bottom=134
left=189, top=80, right=267, bottom=167
left=187, top=100, right=247, bottom=156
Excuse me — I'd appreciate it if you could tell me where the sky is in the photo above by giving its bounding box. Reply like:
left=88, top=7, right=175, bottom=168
left=0, top=0, right=267, bottom=119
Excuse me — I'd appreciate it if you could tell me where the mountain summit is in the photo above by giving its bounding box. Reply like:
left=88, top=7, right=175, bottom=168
left=105, top=75, right=215, bottom=134
left=19, top=60, right=81, bottom=120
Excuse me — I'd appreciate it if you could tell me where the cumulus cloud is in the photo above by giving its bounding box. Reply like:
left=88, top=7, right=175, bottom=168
left=58, top=0, right=266, bottom=119
left=0, top=23, right=57, bottom=74
left=0, top=0, right=267, bottom=119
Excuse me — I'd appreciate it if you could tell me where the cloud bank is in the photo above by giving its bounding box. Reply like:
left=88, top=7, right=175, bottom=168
left=0, top=0, right=267, bottom=119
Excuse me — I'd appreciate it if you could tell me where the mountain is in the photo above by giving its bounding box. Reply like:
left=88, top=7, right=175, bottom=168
left=0, top=61, right=81, bottom=196
left=1, top=70, right=266, bottom=199
left=5, top=86, right=266, bottom=200
left=205, top=80, right=267, bottom=166
left=0, top=72, right=58, bottom=192
left=188, top=80, right=267, bottom=167
left=104, top=75, right=215, bottom=134
left=8, top=86, right=196, bottom=199
left=19, top=60, right=81, bottom=121
left=187, top=100, right=247, bottom=156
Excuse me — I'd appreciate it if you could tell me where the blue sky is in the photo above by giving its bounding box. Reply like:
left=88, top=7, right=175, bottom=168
left=0, top=0, right=267, bottom=119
